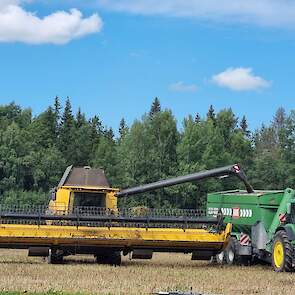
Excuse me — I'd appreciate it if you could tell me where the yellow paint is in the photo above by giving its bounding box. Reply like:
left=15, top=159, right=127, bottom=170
left=105, top=191, right=117, bottom=209
left=0, top=223, right=231, bottom=251
left=273, top=240, right=284, bottom=268
left=17, top=183, right=231, bottom=252
left=49, top=186, right=119, bottom=214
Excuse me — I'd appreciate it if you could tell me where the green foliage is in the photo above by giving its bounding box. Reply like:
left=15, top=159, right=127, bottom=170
left=0, top=190, right=48, bottom=206
left=117, top=109, right=178, bottom=207
left=0, top=99, right=294, bottom=210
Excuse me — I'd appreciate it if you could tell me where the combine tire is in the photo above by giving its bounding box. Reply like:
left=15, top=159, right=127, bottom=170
left=96, top=251, right=121, bottom=266
left=225, top=237, right=238, bottom=265
left=47, top=249, right=64, bottom=264
left=272, top=230, right=294, bottom=272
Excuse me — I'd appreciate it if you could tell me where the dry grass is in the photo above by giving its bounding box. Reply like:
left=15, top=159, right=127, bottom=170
left=0, top=250, right=294, bottom=295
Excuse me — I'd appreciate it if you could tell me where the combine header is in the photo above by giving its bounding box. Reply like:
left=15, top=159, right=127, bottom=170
left=0, top=165, right=249, bottom=265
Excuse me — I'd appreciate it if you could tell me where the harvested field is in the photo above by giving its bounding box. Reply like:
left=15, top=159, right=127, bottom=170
left=0, top=249, right=294, bottom=295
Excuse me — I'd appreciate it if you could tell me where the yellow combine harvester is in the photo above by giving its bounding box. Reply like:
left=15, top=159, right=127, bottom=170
left=0, top=165, right=247, bottom=265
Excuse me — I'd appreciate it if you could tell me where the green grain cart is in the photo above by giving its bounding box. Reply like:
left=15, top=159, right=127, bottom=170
left=207, top=168, right=295, bottom=272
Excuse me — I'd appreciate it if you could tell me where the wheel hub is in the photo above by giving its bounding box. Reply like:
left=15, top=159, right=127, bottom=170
left=274, top=240, right=284, bottom=268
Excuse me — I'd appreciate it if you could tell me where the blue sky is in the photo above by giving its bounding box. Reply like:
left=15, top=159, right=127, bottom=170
left=0, top=1, right=294, bottom=132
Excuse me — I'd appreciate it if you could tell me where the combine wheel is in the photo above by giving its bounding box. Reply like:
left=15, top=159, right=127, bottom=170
left=47, top=249, right=64, bottom=264
left=272, top=230, right=294, bottom=272
left=96, top=251, right=121, bottom=266
left=225, top=237, right=238, bottom=265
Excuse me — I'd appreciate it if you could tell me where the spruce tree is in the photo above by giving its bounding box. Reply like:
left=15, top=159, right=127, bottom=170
left=149, top=97, right=161, bottom=117
left=240, top=115, right=251, bottom=137
left=53, top=96, right=61, bottom=133
left=76, top=107, right=84, bottom=128
left=119, top=118, right=128, bottom=138
left=58, top=98, right=75, bottom=163
left=207, top=105, right=215, bottom=121
left=105, top=127, right=115, bottom=140
left=195, top=113, right=201, bottom=124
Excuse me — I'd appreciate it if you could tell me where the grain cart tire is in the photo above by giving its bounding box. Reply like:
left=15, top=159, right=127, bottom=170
left=225, top=237, right=238, bottom=265
left=238, top=255, right=252, bottom=266
left=209, top=252, right=225, bottom=265
left=272, top=230, right=293, bottom=272
left=216, top=251, right=225, bottom=264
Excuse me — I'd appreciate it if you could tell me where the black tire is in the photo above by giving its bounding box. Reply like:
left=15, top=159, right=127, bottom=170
left=238, top=255, right=252, bottom=266
left=225, top=237, right=239, bottom=265
left=96, top=251, right=121, bottom=266
left=272, top=230, right=294, bottom=272
left=216, top=251, right=225, bottom=264
left=47, top=249, right=64, bottom=264
left=109, top=251, right=121, bottom=266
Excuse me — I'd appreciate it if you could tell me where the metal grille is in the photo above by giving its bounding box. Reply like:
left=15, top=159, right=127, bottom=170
left=0, top=205, right=222, bottom=230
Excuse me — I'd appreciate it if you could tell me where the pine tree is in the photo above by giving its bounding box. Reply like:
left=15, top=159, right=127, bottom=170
left=207, top=105, right=215, bottom=121
left=53, top=96, right=61, bottom=133
left=195, top=113, right=201, bottom=124
left=240, top=115, right=250, bottom=137
left=149, top=97, right=161, bottom=117
left=61, top=98, right=74, bottom=129
left=119, top=118, right=128, bottom=138
left=58, top=98, right=75, bottom=163
left=105, top=127, right=115, bottom=140
left=76, top=107, right=85, bottom=128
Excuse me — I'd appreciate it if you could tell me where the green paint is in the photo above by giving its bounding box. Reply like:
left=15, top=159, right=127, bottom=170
left=207, top=188, right=295, bottom=252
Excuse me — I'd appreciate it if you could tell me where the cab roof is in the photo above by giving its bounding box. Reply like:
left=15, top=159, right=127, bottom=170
left=58, top=166, right=110, bottom=188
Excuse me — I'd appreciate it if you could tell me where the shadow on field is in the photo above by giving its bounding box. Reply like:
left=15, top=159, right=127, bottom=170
left=0, top=254, right=273, bottom=271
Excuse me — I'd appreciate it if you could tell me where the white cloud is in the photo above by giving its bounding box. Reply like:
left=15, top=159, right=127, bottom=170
left=96, top=0, right=295, bottom=29
left=0, top=1, right=102, bottom=44
left=169, top=81, right=197, bottom=92
left=212, top=67, right=271, bottom=91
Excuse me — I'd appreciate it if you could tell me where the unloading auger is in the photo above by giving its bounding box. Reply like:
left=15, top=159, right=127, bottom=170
left=0, top=164, right=251, bottom=265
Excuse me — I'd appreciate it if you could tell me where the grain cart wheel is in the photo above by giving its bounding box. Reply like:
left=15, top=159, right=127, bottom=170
left=216, top=251, right=225, bottom=264
left=272, top=230, right=293, bottom=272
left=209, top=251, right=225, bottom=264
left=225, top=237, right=238, bottom=265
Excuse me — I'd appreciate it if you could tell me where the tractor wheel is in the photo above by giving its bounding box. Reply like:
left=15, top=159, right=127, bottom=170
left=272, top=230, right=294, bottom=272
left=225, top=237, right=238, bottom=265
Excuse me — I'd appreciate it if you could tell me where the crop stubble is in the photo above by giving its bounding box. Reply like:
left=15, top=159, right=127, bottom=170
left=0, top=250, right=294, bottom=295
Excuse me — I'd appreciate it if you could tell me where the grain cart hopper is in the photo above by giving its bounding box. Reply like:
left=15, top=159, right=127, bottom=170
left=207, top=184, right=295, bottom=272
left=0, top=165, right=242, bottom=265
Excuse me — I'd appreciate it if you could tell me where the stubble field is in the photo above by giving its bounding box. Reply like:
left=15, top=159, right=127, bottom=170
left=0, top=249, right=294, bottom=295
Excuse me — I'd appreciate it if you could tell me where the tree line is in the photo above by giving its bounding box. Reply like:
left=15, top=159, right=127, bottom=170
left=0, top=97, right=294, bottom=208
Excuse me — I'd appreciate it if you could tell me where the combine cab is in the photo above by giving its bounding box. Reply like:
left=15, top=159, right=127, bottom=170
left=0, top=165, right=248, bottom=265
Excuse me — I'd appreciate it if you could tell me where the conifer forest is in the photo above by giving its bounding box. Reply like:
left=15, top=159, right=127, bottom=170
left=0, top=97, right=294, bottom=209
